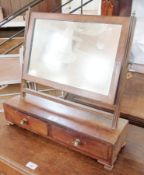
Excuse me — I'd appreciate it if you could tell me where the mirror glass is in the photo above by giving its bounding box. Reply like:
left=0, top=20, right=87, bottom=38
left=28, top=19, right=122, bottom=96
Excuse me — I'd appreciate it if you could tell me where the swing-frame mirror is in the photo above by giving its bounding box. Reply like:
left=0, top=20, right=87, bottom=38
left=22, top=13, right=130, bottom=107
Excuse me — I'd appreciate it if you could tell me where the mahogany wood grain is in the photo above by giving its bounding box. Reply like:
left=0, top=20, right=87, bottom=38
left=3, top=94, right=128, bottom=168
left=51, top=124, right=111, bottom=161
left=4, top=105, right=48, bottom=136
left=0, top=113, right=144, bottom=175
left=3, top=94, right=128, bottom=140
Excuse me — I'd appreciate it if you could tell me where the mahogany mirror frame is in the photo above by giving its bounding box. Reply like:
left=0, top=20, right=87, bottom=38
left=22, top=12, right=131, bottom=107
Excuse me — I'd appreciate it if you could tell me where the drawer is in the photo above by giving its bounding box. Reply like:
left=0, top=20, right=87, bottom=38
left=4, top=105, right=48, bottom=136
left=51, top=125, right=111, bottom=161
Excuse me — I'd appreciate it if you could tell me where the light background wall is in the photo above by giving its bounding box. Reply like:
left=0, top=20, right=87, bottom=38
left=61, top=0, right=102, bottom=15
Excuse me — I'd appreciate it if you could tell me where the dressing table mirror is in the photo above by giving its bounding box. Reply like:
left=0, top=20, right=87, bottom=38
left=4, top=12, right=134, bottom=170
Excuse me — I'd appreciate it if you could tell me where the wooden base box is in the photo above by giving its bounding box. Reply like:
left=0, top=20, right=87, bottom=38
left=4, top=94, right=128, bottom=170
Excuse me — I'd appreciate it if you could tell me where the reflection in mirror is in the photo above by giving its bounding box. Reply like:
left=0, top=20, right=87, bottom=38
left=28, top=19, right=122, bottom=96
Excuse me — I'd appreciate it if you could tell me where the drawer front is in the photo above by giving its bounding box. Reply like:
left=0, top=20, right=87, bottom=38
left=51, top=125, right=110, bottom=161
left=4, top=105, right=48, bottom=136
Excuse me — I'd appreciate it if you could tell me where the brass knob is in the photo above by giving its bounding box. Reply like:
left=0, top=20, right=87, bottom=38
left=73, top=139, right=81, bottom=147
left=20, top=118, right=28, bottom=125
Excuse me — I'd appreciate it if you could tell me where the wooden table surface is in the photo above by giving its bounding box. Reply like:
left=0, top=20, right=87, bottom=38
left=121, top=73, right=144, bottom=126
left=0, top=112, right=144, bottom=175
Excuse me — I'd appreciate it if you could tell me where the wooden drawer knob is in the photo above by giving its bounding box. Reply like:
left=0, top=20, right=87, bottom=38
left=73, top=139, right=81, bottom=147
left=20, top=118, right=28, bottom=125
